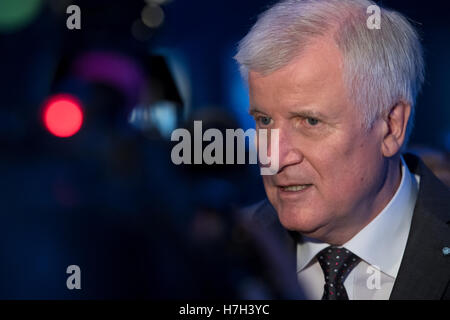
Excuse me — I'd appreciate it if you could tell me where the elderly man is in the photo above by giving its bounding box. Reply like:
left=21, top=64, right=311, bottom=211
left=235, top=0, right=449, bottom=300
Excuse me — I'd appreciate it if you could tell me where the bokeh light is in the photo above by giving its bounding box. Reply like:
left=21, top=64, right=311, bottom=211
left=0, top=0, right=43, bottom=33
left=141, top=4, right=165, bottom=28
left=42, top=94, right=84, bottom=138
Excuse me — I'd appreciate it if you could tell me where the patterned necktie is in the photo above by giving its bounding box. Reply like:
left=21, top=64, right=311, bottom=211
left=317, top=246, right=361, bottom=300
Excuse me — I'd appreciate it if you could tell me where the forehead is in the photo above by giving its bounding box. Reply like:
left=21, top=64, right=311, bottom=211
left=248, top=37, right=348, bottom=112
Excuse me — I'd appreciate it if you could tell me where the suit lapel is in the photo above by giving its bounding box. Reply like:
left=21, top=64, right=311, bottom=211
left=389, top=154, right=450, bottom=299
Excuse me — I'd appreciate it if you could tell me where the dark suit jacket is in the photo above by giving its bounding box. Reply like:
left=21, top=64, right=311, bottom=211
left=244, top=153, right=450, bottom=300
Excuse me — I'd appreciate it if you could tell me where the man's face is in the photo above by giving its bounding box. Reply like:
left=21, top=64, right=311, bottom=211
left=248, top=38, right=387, bottom=243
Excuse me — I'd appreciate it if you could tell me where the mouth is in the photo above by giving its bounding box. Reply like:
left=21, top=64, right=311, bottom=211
left=279, top=184, right=313, bottom=192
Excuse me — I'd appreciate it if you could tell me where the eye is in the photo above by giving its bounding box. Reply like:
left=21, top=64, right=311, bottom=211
left=257, top=116, right=272, bottom=126
left=306, top=117, right=319, bottom=126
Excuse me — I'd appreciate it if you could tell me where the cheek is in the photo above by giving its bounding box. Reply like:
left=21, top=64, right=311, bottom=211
left=307, top=134, right=379, bottom=197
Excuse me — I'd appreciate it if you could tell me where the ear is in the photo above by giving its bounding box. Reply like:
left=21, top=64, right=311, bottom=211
left=381, top=101, right=411, bottom=157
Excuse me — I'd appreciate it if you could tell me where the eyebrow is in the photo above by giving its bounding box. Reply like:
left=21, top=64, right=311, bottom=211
left=249, top=106, right=329, bottom=120
left=288, top=109, right=329, bottom=120
left=249, top=106, right=265, bottom=116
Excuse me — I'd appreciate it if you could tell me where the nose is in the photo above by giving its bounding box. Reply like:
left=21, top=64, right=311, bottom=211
left=276, top=127, right=304, bottom=173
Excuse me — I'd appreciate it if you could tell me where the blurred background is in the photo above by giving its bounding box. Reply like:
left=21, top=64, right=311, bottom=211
left=0, top=0, right=448, bottom=299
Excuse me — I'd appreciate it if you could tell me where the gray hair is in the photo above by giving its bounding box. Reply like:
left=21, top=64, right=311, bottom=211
left=235, top=0, right=425, bottom=147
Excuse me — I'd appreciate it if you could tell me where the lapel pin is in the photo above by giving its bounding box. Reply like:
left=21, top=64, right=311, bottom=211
left=443, top=247, right=450, bottom=256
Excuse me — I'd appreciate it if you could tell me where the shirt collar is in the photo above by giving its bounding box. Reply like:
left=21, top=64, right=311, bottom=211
left=297, top=156, right=419, bottom=278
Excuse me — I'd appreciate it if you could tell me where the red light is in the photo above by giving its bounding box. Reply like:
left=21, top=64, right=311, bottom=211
left=42, top=94, right=83, bottom=138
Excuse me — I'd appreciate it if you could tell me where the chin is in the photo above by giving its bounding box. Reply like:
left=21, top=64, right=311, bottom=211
left=276, top=205, right=325, bottom=235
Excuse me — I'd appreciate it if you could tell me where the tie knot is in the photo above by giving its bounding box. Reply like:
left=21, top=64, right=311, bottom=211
left=317, top=246, right=361, bottom=285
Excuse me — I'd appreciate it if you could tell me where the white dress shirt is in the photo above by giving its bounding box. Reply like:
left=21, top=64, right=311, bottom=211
left=297, top=157, right=420, bottom=300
